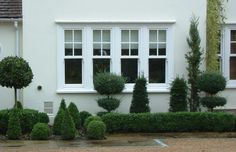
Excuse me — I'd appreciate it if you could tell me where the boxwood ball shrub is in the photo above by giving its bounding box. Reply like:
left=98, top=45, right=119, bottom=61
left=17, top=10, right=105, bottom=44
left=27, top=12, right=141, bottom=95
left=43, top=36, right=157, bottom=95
left=80, top=111, right=92, bottom=127
left=87, top=120, right=106, bottom=140
left=7, top=109, right=22, bottom=139
left=31, top=123, right=51, bottom=140
left=37, top=112, right=50, bottom=124
left=20, top=109, right=39, bottom=134
left=61, top=109, right=76, bottom=140
left=102, top=112, right=235, bottom=133
left=198, top=72, right=227, bottom=111
left=97, top=98, right=120, bottom=113
left=53, top=108, right=65, bottom=135
left=169, top=77, right=188, bottom=112
left=68, top=102, right=81, bottom=129
left=84, top=116, right=102, bottom=129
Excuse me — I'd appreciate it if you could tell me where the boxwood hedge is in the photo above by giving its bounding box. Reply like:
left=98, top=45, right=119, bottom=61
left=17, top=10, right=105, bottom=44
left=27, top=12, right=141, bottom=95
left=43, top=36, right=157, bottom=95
left=102, top=112, right=235, bottom=133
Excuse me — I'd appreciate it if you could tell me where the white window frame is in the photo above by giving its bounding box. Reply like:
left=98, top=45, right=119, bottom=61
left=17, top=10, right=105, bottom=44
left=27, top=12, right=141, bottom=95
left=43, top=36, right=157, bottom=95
left=56, top=23, right=174, bottom=93
left=222, top=24, right=236, bottom=88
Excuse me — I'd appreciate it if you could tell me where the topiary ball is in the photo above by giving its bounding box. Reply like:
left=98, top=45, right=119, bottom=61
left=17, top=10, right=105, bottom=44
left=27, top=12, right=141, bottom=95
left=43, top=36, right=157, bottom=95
left=198, top=72, right=226, bottom=94
left=94, top=72, right=125, bottom=95
left=84, top=116, right=102, bottom=129
left=31, top=123, right=51, bottom=140
left=80, top=111, right=92, bottom=127
left=97, top=97, right=120, bottom=112
left=87, top=120, right=106, bottom=140
left=37, top=112, right=49, bottom=124
left=200, top=96, right=227, bottom=110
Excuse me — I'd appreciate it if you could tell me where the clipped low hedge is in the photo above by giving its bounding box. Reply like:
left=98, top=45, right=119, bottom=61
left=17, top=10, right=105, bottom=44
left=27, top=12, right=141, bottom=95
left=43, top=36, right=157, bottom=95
left=31, top=123, right=51, bottom=140
left=102, top=112, right=235, bottom=133
left=0, top=110, right=9, bottom=135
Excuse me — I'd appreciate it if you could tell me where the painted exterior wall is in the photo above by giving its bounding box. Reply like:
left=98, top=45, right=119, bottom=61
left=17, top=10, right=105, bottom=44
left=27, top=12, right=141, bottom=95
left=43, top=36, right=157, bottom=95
left=0, top=21, right=22, bottom=109
left=20, top=0, right=236, bottom=118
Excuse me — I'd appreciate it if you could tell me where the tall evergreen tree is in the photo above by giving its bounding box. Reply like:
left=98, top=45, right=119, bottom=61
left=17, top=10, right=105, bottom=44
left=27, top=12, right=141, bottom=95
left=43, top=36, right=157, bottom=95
left=59, top=98, right=66, bottom=110
left=61, top=109, right=76, bottom=140
left=130, top=77, right=150, bottom=113
left=185, top=16, right=202, bottom=112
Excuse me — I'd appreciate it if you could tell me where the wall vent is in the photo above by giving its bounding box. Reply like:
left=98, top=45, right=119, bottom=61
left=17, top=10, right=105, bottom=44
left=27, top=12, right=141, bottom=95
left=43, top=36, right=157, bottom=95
left=44, top=101, right=53, bottom=114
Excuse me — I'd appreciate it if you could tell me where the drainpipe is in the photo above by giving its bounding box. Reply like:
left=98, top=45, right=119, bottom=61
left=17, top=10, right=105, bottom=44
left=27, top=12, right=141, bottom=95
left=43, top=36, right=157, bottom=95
left=14, top=20, right=19, bottom=56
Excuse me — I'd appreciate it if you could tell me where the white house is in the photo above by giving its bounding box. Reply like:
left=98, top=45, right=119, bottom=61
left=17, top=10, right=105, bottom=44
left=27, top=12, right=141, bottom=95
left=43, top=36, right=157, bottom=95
left=0, top=0, right=236, bottom=117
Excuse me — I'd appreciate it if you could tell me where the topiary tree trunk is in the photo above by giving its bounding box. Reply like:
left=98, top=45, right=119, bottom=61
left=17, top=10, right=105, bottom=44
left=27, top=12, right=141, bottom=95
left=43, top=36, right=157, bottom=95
left=186, top=16, right=202, bottom=112
left=130, top=77, right=150, bottom=113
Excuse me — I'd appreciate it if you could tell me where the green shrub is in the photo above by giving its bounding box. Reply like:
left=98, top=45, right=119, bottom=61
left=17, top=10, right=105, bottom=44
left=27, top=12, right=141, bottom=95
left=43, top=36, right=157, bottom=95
left=7, top=109, right=22, bottom=139
left=97, top=111, right=109, bottom=117
left=198, top=72, right=226, bottom=95
left=14, top=101, right=23, bottom=109
left=169, top=77, right=188, bottom=112
left=94, top=72, right=125, bottom=95
left=53, top=108, right=65, bottom=135
left=97, top=98, right=120, bottom=112
left=201, top=97, right=227, bottom=112
left=59, top=99, right=67, bottom=110
left=68, top=102, right=81, bottom=130
left=20, top=109, right=39, bottom=134
left=0, top=109, right=9, bottom=135
left=102, top=112, right=235, bottom=133
left=38, top=112, right=49, bottom=124
left=87, top=120, right=106, bottom=140
left=31, top=123, right=51, bottom=140
left=84, top=116, right=102, bottom=129
left=130, top=77, right=150, bottom=113
left=61, top=109, right=76, bottom=140
left=80, top=111, right=92, bottom=126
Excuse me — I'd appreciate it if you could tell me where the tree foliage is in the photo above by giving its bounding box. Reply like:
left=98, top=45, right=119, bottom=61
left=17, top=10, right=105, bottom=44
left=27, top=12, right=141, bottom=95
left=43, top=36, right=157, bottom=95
left=61, top=109, right=76, bottom=140
left=186, top=16, right=202, bottom=112
left=7, top=109, right=22, bottom=139
left=68, top=102, right=81, bottom=129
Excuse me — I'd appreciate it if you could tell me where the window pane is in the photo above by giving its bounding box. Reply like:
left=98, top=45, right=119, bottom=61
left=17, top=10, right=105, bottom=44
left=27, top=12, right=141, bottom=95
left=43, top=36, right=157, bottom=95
left=149, top=30, right=157, bottom=42
left=65, top=30, right=73, bottom=42
left=121, top=59, right=138, bottom=83
left=131, top=30, right=138, bottom=42
left=231, top=43, right=236, bottom=54
left=93, top=30, right=101, bottom=42
left=149, top=43, right=157, bottom=55
left=121, top=30, right=129, bottom=42
left=121, top=43, right=129, bottom=55
left=93, top=43, right=101, bottom=56
left=65, top=59, right=82, bottom=84
left=131, top=44, right=138, bottom=55
left=231, top=30, right=236, bottom=41
left=65, top=43, right=73, bottom=56
left=159, top=30, right=166, bottom=42
left=93, top=59, right=110, bottom=76
left=149, top=59, right=166, bottom=83
left=230, top=57, right=236, bottom=80
left=102, top=44, right=110, bottom=56
left=74, top=43, right=82, bottom=56
left=74, top=30, right=82, bottom=42
left=103, top=30, right=110, bottom=42
left=158, top=43, right=166, bottom=55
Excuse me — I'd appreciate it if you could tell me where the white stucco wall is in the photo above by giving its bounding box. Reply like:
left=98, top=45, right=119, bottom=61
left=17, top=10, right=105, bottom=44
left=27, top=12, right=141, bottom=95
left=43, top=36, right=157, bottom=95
left=22, top=0, right=207, bottom=116
left=0, top=21, right=23, bottom=109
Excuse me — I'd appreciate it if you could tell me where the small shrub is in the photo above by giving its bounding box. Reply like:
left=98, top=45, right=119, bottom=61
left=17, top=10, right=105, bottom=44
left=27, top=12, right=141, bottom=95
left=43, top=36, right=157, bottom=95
left=130, top=77, right=150, bottom=113
left=97, top=98, right=120, bottom=112
left=84, top=116, right=102, bottom=129
left=201, top=97, right=227, bottom=112
left=38, top=112, right=49, bottom=124
left=198, top=72, right=226, bottom=95
left=31, top=123, right=50, bottom=140
left=59, top=99, right=67, bottom=110
left=7, top=109, right=22, bottom=139
left=169, top=77, right=188, bottom=112
left=53, top=108, right=65, bottom=135
left=14, top=101, right=23, bottom=109
left=87, top=120, right=106, bottom=140
left=0, top=109, right=9, bottom=135
left=94, top=72, right=125, bottom=95
left=68, top=102, right=81, bottom=129
left=20, top=109, right=39, bottom=134
left=61, top=109, right=76, bottom=140
left=80, top=111, right=92, bottom=127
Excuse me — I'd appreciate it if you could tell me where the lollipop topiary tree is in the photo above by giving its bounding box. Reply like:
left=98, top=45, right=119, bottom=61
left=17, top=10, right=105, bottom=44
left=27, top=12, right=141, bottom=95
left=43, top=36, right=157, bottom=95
left=198, top=72, right=227, bottom=112
left=94, top=72, right=125, bottom=112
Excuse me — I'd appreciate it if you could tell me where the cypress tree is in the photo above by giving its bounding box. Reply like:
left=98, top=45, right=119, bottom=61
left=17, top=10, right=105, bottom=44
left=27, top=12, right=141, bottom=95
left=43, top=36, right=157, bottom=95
left=68, top=102, right=81, bottom=130
left=52, top=108, right=65, bottom=135
left=59, top=98, right=66, bottom=110
left=130, top=77, right=150, bottom=113
left=7, top=109, right=22, bottom=139
left=185, top=16, right=202, bottom=112
left=61, top=109, right=76, bottom=140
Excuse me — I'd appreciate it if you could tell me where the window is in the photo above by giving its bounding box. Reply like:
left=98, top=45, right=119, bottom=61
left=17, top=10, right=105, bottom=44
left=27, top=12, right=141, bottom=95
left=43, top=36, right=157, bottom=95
left=230, top=30, right=236, bottom=80
left=121, top=30, right=139, bottom=83
left=64, top=30, right=83, bottom=84
left=57, top=23, right=174, bottom=92
left=93, top=30, right=111, bottom=76
left=149, top=30, right=167, bottom=83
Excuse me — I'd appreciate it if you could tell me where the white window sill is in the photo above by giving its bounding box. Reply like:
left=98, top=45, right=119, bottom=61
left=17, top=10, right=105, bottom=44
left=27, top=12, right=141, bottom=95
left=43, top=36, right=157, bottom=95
left=226, top=81, right=236, bottom=89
